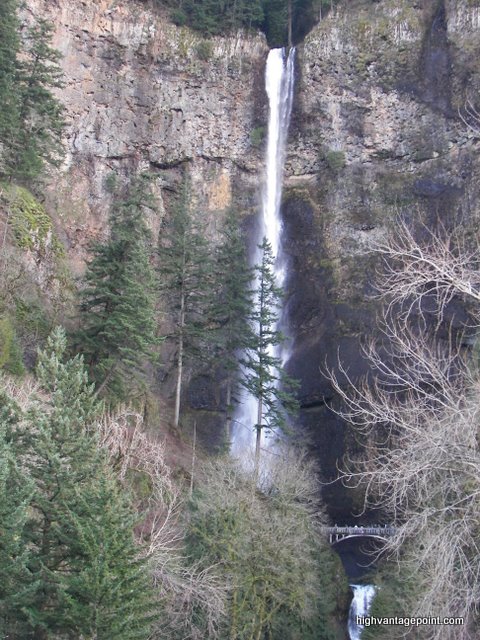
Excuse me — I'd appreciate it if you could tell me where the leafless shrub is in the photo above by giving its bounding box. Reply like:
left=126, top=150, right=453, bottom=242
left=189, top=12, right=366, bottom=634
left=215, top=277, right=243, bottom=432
left=326, top=220, right=480, bottom=639
left=459, top=98, right=480, bottom=138
left=97, top=408, right=227, bottom=639
left=371, top=219, right=480, bottom=326
left=185, top=452, right=330, bottom=639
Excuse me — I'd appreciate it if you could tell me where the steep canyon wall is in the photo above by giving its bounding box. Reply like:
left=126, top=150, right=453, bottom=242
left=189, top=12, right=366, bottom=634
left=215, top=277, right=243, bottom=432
left=18, top=0, right=480, bottom=495
left=283, top=0, right=480, bottom=518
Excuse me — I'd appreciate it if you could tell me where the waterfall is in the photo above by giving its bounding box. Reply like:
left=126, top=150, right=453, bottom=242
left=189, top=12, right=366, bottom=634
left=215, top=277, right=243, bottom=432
left=348, top=585, right=376, bottom=640
left=231, top=47, right=295, bottom=459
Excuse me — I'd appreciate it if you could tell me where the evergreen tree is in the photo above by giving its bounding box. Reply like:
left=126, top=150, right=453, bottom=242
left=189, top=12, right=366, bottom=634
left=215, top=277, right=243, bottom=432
left=13, top=328, right=154, bottom=639
left=3, top=17, right=64, bottom=181
left=78, top=175, right=158, bottom=400
left=158, top=180, right=213, bottom=428
left=262, top=0, right=289, bottom=47
left=55, top=474, right=154, bottom=639
left=167, top=0, right=264, bottom=37
left=0, top=0, right=20, bottom=166
left=0, top=396, right=36, bottom=639
left=242, top=237, right=298, bottom=474
left=209, top=209, right=254, bottom=440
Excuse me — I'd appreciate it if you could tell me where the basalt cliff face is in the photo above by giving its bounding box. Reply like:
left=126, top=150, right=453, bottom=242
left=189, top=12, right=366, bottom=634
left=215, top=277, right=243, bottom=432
left=24, top=0, right=268, bottom=274
left=22, top=0, right=480, bottom=511
left=283, top=0, right=480, bottom=518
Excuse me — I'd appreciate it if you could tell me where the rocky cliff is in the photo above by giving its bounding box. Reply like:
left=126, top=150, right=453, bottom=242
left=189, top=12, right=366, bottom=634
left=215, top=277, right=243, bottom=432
left=282, top=0, right=480, bottom=518
left=24, top=0, right=268, bottom=274
left=19, top=0, right=480, bottom=513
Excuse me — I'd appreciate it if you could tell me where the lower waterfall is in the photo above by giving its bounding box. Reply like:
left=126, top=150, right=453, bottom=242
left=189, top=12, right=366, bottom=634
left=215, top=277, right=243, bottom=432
left=348, top=584, right=377, bottom=640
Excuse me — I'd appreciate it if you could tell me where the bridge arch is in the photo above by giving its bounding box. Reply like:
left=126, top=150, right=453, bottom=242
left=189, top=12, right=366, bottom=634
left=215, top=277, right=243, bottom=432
left=322, top=526, right=396, bottom=546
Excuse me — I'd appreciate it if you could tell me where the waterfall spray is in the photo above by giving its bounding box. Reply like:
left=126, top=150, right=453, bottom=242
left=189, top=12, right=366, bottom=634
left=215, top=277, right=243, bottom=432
left=231, top=47, right=295, bottom=460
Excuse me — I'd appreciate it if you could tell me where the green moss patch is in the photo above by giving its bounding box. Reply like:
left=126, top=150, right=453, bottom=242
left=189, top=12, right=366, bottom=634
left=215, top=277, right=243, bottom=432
left=1, top=183, right=64, bottom=256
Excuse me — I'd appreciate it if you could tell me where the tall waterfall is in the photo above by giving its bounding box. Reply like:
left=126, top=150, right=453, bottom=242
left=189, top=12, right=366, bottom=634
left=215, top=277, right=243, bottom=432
left=231, top=47, right=295, bottom=458
left=348, top=585, right=376, bottom=640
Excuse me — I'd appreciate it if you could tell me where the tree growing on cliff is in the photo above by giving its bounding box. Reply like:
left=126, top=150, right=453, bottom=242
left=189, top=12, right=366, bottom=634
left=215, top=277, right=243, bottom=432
left=78, top=175, right=158, bottom=400
left=327, top=220, right=480, bottom=639
left=158, top=180, right=213, bottom=428
left=0, top=9, right=65, bottom=182
left=0, top=0, right=20, bottom=166
left=243, top=237, right=298, bottom=474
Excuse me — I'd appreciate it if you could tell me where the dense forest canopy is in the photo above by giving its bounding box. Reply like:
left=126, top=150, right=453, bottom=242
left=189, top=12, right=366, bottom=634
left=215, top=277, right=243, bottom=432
left=156, top=0, right=339, bottom=46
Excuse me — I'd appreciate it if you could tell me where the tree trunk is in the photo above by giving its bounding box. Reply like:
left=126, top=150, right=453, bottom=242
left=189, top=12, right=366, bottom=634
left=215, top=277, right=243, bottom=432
left=287, top=0, right=293, bottom=48
left=189, top=421, right=196, bottom=498
left=96, top=362, right=116, bottom=397
left=254, top=396, right=263, bottom=479
left=174, top=292, right=185, bottom=428
left=225, top=376, right=232, bottom=443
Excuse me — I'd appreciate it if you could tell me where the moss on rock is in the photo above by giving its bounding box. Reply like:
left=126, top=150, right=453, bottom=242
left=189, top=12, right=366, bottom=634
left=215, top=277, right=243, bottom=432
left=1, top=184, right=64, bottom=257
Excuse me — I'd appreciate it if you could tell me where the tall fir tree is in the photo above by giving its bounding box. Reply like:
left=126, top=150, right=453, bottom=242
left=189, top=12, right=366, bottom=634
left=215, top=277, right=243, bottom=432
left=243, top=237, right=298, bottom=474
left=55, top=474, right=155, bottom=639
left=208, top=208, right=254, bottom=440
left=0, top=0, right=20, bottom=166
left=0, top=395, right=36, bottom=640
left=158, top=179, right=213, bottom=428
left=78, top=175, right=158, bottom=400
left=8, top=328, right=155, bottom=639
left=2, top=16, right=64, bottom=181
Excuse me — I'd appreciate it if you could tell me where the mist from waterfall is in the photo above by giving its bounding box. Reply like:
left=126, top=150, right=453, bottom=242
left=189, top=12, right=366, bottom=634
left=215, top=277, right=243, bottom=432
left=231, top=47, right=295, bottom=460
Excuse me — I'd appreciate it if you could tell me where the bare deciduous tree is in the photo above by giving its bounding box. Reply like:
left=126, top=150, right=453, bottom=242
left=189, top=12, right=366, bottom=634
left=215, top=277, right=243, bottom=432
left=327, top=220, right=480, bottom=639
left=97, top=408, right=228, bottom=639
left=371, top=219, right=480, bottom=326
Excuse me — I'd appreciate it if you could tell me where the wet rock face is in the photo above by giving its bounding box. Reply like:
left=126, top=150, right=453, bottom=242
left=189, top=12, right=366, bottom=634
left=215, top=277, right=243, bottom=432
left=282, top=0, right=480, bottom=520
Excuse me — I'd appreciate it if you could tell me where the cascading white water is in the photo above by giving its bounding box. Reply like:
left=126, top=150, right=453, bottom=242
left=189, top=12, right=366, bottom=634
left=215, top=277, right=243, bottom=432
left=231, top=47, right=295, bottom=459
left=348, top=585, right=377, bottom=640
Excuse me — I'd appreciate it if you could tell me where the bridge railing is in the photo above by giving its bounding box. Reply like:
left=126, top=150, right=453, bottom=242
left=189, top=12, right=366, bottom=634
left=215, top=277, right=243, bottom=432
left=321, top=525, right=397, bottom=544
left=322, top=526, right=396, bottom=536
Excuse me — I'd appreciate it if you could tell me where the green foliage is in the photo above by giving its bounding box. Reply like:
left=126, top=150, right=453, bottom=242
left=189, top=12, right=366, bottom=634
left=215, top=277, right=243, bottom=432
left=324, top=149, right=346, bottom=172
left=0, top=7, right=65, bottom=182
left=262, top=0, right=288, bottom=46
left=77, top=174, right=159, bottom=400
left=243, top=238, right=298, bottom=434
left=195, top=39, right=213, bottom=61
left=187, top=455, right=345, bottom=640
left=0, top=0, right=20, bottom=156
left=161, top=0, right=264, bottom=38
left=170, top=7, right=187, bottom=25
left=362, top=559, right=422, bottom=640
left=208, top=209, right=254, bottom=434
left=158, top=178, right=213, bottom=426
left=250, top=125, right=266, bottom=147
left=104, top=171, right=118, bottom=193
left=0, top=328, right=154, bottom=638
left=0, top=410, right=36, bottom=639
left=0, top=316, right=24, bottom=375
left=55, top=474, right=155, bottom=639
left=1, top=183, right=63, bottom=255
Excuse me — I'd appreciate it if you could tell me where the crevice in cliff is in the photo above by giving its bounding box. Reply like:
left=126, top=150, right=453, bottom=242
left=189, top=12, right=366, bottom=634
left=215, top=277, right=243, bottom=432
left=419, top=0, right=453, bottom=117
left=149, top=158, right=191, bottom=170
